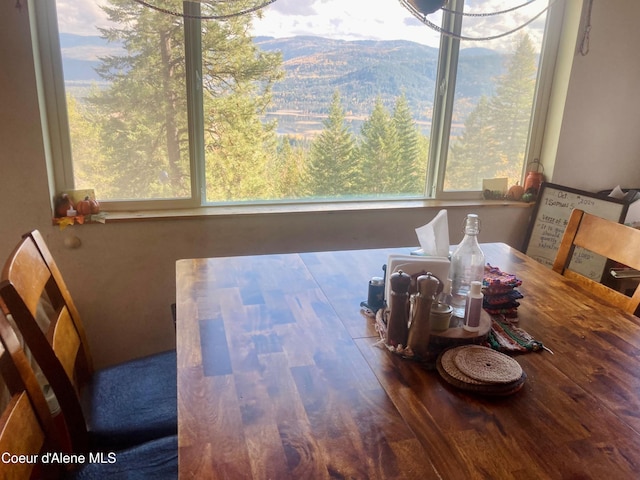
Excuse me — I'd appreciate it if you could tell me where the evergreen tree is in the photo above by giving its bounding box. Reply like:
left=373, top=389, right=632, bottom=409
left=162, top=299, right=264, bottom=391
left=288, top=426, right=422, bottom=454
left=392, top=93, right=428, bottom=194
left=446, top=33, right=538, bottom=190
left=87, top=0, right=282, bottom=201
left=448, top=96, right=499, bottom=189
left=357, top=97, right=400, bottom=195
left=490, top=34, right=537, bottom=182
left=308, top=90, right=357, bottom=196
left=270, top=136, right=310, bottom=198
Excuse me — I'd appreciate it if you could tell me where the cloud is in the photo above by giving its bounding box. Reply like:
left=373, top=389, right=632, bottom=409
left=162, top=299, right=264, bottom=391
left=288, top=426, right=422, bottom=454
left=268, top=0, right=318, bottom=16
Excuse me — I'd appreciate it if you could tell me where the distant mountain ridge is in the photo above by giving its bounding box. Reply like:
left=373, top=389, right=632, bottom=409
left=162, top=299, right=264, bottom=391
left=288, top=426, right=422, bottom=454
left=60, top=33, right=506, bottom=130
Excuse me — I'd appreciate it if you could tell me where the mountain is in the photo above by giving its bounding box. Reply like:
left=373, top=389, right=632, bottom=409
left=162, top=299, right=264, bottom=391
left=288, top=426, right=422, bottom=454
left=59, top=33, right=506, bottom=134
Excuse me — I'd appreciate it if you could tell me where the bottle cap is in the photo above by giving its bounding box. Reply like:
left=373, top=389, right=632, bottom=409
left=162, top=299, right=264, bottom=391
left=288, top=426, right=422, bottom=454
left=464, top=214, right=480, bottom=235
left=470, top=280, right=483, bottom=295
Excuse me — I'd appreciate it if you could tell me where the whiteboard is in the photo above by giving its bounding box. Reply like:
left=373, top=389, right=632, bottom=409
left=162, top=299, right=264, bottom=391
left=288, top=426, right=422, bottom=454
left=523, top=182, right=628, bottom=281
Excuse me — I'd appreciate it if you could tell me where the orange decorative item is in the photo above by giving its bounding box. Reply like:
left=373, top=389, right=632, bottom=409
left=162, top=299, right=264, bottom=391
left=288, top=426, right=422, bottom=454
left=506, top=183, right=524, bottom=201
left=76, top=196, right=100, bottom=215
left=524, top=159, right=545, bottom=195
left=54, top=193, right=75, bottom=218
left=88, top=197, right=100, bottom=214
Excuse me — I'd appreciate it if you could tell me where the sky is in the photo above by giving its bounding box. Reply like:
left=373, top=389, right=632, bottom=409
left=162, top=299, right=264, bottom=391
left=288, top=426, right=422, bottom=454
left=55, top=0, right=548, bottom=51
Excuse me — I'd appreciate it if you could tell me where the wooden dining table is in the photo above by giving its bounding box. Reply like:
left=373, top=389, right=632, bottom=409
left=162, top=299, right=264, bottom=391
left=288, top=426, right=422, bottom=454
left=176, top=243, right=640, bottom=479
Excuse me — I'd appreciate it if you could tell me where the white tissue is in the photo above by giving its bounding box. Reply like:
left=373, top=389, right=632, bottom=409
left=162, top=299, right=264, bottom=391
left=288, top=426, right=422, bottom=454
left=415, top=209, right=450, bottom=257
left=608, top=185, right=626, bottom=200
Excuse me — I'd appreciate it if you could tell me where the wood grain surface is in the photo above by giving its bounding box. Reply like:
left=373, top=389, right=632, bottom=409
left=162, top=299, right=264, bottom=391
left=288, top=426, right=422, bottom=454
left=176, top=243, right=640, bottom=479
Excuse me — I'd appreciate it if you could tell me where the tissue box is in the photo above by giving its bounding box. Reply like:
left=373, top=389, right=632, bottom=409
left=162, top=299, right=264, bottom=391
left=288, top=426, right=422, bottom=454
left=385, top=255, right=450, bottom=302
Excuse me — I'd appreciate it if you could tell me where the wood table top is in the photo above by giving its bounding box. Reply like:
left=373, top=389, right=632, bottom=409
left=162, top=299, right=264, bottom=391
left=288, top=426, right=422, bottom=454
left=176, top=243, right=640, bottom=479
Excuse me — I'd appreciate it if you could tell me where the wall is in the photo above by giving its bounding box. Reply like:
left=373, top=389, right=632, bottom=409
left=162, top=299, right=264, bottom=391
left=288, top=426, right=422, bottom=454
left=552, top=0, right=640, bottom=191
left=1, top=1, right=639, bottom=367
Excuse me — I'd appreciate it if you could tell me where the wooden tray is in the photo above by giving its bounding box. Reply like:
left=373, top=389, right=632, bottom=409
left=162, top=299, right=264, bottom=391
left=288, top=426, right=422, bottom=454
left=375, top=308, right=491, bottom=367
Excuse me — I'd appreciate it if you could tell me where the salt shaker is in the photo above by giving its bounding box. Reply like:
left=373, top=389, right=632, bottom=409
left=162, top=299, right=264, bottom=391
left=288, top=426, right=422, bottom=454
left=407, top=273, right=439, bottom=358
left=386, top=270, right=411, bottom=349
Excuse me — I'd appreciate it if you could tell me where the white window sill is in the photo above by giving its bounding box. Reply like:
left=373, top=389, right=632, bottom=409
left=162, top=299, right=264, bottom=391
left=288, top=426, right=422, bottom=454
left=100, top=198, right=533, bottom=223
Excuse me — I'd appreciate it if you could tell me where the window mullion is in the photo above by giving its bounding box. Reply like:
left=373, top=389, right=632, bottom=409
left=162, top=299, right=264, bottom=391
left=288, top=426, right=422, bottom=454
left=427, top=0, right=464, bottom=199
left=184, top=1, right=205, bottom=206
left=31, top=0, right=75, bottom=192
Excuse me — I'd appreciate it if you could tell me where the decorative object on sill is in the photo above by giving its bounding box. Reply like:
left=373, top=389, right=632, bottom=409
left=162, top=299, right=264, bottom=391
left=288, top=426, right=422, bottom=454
left=482, top=178, right=508, bottom=200
left=76, top=196, right=101, bottom=216
left=54, top=193, right=75, bottom=218
left=54, top=213, right=107, bottom=230
left=399, top=0, right=560, bottom=42
left=131, top=0, right=278, bottom=20
left=523, top=159, right=545, bottom=200
left=53, top=189, right=106, bottom=229
left=506, top=183, right=525, bottom=201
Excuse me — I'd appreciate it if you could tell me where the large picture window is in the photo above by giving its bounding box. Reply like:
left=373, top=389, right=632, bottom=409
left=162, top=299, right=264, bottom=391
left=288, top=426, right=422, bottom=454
left=35, top=0, right=560, bottom=210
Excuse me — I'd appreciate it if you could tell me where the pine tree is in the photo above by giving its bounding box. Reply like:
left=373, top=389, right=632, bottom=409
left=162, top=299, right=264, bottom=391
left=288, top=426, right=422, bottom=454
left=392, top=93, right=428, bottom=194
left=490, top=34, right=538, bottom=182
left=86, top=0, right=282, bottom=201
left=446, top=33, right=538, bottom=190
left=308, top=90, right=357, bottom=196
left=357, top=97, right=400, bottom=195
left=270, top=137, right=310, bottom=198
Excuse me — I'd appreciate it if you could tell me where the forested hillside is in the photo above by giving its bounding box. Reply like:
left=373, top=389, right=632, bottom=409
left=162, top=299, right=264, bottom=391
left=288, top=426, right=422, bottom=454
left=61, top=33, right=505, bottom=136
left=256, top=36, right=504, bottom=121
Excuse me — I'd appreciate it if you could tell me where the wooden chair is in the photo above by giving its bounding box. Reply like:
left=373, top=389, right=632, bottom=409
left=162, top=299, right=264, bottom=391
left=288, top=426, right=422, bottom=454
left=0, top=230, right=177, bottom=453
left=0, top=310, right=61, bottom=480
left=552, top=209, right=640, bottom=315
left=0, top=310, right=178, bottom=479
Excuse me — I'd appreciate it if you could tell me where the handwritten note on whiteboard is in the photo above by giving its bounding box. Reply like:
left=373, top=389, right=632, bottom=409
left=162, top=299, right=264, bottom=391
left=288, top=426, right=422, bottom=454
left=523, top=183, right=628, bottom=281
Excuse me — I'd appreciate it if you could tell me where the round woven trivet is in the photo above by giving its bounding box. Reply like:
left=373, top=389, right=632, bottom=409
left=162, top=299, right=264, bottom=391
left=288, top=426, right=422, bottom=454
left=453, top=345, right=523, bottom=384
left=436, top=354, right=526, bottom=396
left=439, top=347, right=487, bottom=385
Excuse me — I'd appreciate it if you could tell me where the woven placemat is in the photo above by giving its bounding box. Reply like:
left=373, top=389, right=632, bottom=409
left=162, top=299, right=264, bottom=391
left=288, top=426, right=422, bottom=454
left=453, top=345, right=523, bottom=384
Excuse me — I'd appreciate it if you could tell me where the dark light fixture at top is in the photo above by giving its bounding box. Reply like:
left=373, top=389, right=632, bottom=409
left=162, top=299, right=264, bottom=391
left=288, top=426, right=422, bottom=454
left=407, top=0, right=447, bottom=15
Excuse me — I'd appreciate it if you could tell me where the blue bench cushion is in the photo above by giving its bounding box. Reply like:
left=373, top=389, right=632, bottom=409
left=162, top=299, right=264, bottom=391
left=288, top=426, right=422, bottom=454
left=70, top=434, right=178, bottom=479
left=81, top=350, right=177, bottom=450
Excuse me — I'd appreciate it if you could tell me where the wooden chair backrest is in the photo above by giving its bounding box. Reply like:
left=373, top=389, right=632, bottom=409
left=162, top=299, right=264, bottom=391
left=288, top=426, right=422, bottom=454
left=0, top=311, right=62, bottom=479
left=552, top=209, right=640, bottom=315
left=0, top=230, right=93, bottom=452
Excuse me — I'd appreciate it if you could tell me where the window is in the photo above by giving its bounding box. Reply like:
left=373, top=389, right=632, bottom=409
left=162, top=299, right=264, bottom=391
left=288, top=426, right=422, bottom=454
left=35, top=0, right=561, bottom=210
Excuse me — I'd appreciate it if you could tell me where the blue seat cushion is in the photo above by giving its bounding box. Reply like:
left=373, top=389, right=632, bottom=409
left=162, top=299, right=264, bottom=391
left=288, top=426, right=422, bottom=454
left=69, top=434, right=178, bottom=479
left=81, top=350, right=177, bottom=450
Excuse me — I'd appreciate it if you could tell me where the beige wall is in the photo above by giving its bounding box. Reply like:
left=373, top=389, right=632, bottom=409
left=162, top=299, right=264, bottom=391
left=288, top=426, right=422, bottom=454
left=1, top=1, right=639, bottom=367
left=552, top=0, right=640, bottom=191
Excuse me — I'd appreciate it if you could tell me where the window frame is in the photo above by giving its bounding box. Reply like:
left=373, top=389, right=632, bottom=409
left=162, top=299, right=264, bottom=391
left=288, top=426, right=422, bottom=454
left=33, top=0, right=566, bottom=212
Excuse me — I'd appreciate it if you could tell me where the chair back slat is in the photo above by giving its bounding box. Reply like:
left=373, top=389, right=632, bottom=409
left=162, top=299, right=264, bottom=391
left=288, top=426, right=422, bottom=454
left=0, top=312, right=65, bottom=479
left=552, top=209, right=640, bottom=315
left=0, top=239, right=50, bottom=319
left=0, top=393, right=46, bottom=480
left=52, top=307, right=82, bottom=387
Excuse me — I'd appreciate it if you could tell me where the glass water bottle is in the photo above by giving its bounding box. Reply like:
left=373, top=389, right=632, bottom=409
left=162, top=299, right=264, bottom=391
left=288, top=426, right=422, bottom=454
left=450, top=214, right=485, bottom=318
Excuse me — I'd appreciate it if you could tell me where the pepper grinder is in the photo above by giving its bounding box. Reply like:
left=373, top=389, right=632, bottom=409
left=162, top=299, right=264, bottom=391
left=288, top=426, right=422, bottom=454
left=386, top=270, right=411, bottom=349
left=407, top=273, right=439, bottom=358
